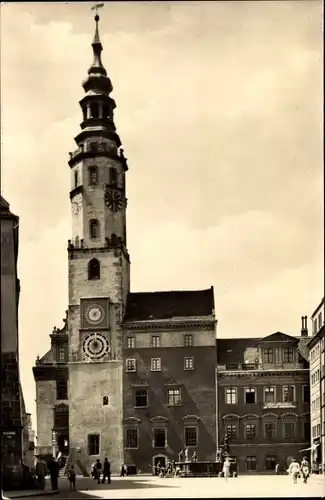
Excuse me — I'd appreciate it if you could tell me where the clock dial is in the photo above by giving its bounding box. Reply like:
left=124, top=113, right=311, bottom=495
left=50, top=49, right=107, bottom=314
left=82, top=333, right=109, bottom=360
left=105, top=189, right=124, bottom=213
left=85, top=304, right=105, bottom=326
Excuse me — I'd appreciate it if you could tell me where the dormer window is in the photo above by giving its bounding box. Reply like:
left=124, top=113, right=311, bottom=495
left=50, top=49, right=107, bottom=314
left=263, top=348, right=273, bottom=363
left=283, top=348, right=294, bottom=363
left=89, top=166, right=98, bottom=185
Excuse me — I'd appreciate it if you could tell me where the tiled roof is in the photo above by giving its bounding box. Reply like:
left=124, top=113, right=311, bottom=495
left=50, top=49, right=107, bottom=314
left=38, top=348, right=54, bottom=364
left=297, top=337, right=310, bottom=362
left=124, top=287, right=214, bottom=322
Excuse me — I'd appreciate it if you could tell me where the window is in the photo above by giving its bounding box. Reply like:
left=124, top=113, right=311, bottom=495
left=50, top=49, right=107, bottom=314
left=225, top=388, right=237, bottom=404
left=168, top=388, right=181, bottom=406
left=318, top=312, right=323, bottom=331
left=264, top=386, right=275, bottom=403
left=303, top=422, right=310, bottom=441
left=226, top=424, right=237, bottom=440
left=74, top=170, right=79, bottom=189
left=246, top=456, right=257, bottom=471
left=302, top=384, right=310, bottom=403
left=151, top=336, right=161, bottom=348
left=127, top=337, right=135, bottom=349
left=245, top=387, right=256, bottom=404
left=88, top=434, right=100, bottom=455
left=54, top=405, right=68, bottom=428
left=283, top=348, right=294, bottom=363
left=90, top=219, right=99, bottom=239
left=134, top=389, right=147, bottom=408
left=185, top=427, right=197, bottom=447
left=126, top=428, right=138, bottom=449
left=89, top=166, right=98, bottom=185
left=90, top=103, right=99, bottom=119
left=151, top=358, right=161, bottom=371
left=265, top=455, right=276, bottom=470
left=184, top=357, right=194, bottom=370
left=56, top=380, right=68, bottom=400
left=283, top=385, right=295, bottom=403
left=154, top=428, right=166, bottom=448
left=184, top=334, right=193, bottom=347
left=109, top=167, right=117, bottom=186
left=226, top=363, right=239, bottom=370
left=103, top=396, right=109, bottom=406
left=88, top=258, right=100, bottom=280
left=126, top=358, right=136, bottom=372
left=283, top=422, right=295, bottom=439
left=313, top=319, right=318, bottom=335
left=245, top=424, right=256, bottom=440
left=263, top=348, right=274, bottom=363
left=58, top=347, right=65, bottom=362
left=265, top=422, right=276, bottom=439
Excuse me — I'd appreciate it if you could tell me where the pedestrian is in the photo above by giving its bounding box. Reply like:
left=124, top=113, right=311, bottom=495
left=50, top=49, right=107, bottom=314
left=301, top=456, right=310, bottom=484
left=223, top=457, right=231, bottom=481
left=68, top=465, right=76, bottom=491
left=288, top=458, right=301, bottom=484
left=120, top=464, right=126, bottom=477
left=35, top=456, right=46, bottom=490
left=95, top=459, right=102, bottom=484
left=192, top=452, right=198, bottom=462
left=47, top=457, right=60, bottom=491
left=275, top=463, right=280, bottom=475
left=102, top=458, right=111, bottom=484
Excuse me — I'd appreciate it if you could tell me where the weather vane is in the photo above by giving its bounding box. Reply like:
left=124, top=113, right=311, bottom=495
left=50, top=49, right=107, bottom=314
left=91, top=2, right=104, bottom=17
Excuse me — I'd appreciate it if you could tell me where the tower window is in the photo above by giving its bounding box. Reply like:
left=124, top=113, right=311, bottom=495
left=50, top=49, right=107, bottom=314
left=109, top=167, right=117, bottom=186
left=90, top=103, right=99, bottom=119
left=74, top=170, right=79, bottom=189
left=82, top=108, right=87, bottom=122
left=56, top=380, right=68, bottom=400
left=89, top=219, right=100, bottom=239
left=103, top=396, right=109, bottom=406
left=88, top=258, right=100, bottom=280
left=103, top=104, right=110, bottom=119
left=88, top=434, right=100, bottom=455
left=89, top=166, right=98, bottom=185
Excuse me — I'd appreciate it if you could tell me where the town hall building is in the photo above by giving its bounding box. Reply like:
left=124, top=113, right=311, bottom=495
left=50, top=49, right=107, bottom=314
left=33, top=13, right=217, bottom=474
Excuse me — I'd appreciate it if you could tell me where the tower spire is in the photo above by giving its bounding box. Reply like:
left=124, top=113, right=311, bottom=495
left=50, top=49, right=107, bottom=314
left=89, top=3, right=106, bottom=76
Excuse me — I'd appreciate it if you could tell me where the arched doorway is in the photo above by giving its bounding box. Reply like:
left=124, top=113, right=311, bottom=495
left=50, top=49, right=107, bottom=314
left=152, top=454, right=167, bottom=476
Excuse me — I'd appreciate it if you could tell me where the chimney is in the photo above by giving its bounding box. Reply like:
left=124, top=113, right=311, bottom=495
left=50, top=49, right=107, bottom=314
left=301, top=315, right=308, bottom=337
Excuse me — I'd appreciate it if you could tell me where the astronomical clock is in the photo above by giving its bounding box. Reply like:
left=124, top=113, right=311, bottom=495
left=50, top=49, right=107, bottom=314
left=80, top=298, right=110, bottom=362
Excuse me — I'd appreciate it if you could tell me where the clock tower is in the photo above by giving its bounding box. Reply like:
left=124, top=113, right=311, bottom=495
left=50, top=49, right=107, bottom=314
left=67, top=12, right=130, bottom=471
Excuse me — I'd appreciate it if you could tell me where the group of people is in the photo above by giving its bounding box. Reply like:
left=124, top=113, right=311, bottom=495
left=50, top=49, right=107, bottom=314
left=155, top=459, right=181, bottom=478
left=91, top=458, right=111, bottom=484
left=287, top=457, right=311, bottom=484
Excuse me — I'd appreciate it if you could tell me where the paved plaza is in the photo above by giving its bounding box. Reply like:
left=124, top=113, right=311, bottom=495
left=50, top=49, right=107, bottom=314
left=4, top=474, right=324, bottom=499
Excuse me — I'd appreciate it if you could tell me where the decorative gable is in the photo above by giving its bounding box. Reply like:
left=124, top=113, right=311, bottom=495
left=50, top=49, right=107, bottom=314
left=257, top=332, right=298, bottom=344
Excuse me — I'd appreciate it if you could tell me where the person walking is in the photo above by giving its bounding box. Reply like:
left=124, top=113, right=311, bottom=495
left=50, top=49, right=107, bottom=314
left=95, top=459, right=102, bottom=484
left=288, top=458, right=301, bottom=484
left=102, top=458, right=111, bottom=484
left=120, top=464, right=126, bottom=477
left=35, top=457, right=46, bottom=490
left=300, top=457, right=310, bottom=484
left=47, top=457, right=60, bottom=491
left=223, top=457, right=231, bottom=481
left=68, top=465, right=76, bottom=491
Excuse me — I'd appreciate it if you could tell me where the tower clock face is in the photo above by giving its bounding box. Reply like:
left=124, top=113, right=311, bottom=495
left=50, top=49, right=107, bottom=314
left=84, top=304, right=105, bottom=326
left=82, top=333, right=110, bottom=360
left=105, top=189, right=124, bottom=212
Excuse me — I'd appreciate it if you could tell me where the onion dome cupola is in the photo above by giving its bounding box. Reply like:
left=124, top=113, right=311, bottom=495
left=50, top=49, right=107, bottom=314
left=69, top=11, right=124, bottom=168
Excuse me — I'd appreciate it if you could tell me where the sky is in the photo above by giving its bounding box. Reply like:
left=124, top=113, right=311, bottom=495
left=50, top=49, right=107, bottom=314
left=1, top=1, right=323, bottom=431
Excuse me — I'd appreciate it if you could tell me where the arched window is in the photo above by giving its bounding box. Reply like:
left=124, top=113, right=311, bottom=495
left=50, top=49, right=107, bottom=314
left=75, top=236, right=80, bottom=248
left=88, top=258, right=100, bottom=280
left=89, top=219, right=99, bottom=239
left=109, top=167, right=117, bottom=186
left=89, top=166, right=98, bottom=185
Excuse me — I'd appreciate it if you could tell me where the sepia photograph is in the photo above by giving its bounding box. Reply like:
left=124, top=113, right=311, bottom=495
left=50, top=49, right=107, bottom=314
left=1, top=1, right=323, bottom=498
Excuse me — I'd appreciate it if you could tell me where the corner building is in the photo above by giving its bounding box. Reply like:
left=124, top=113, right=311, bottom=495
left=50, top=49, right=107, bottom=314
left=34, top=15, right=217, bottom=474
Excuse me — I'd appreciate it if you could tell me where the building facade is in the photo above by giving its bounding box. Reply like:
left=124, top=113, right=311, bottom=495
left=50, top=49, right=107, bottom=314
left=33, top=14, right=217, bottom=474
left=216, top=328, right=310, bottom=473
left=1, top=196, right=26, bottom=488
left=308, top=298, right=325, bottom=473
